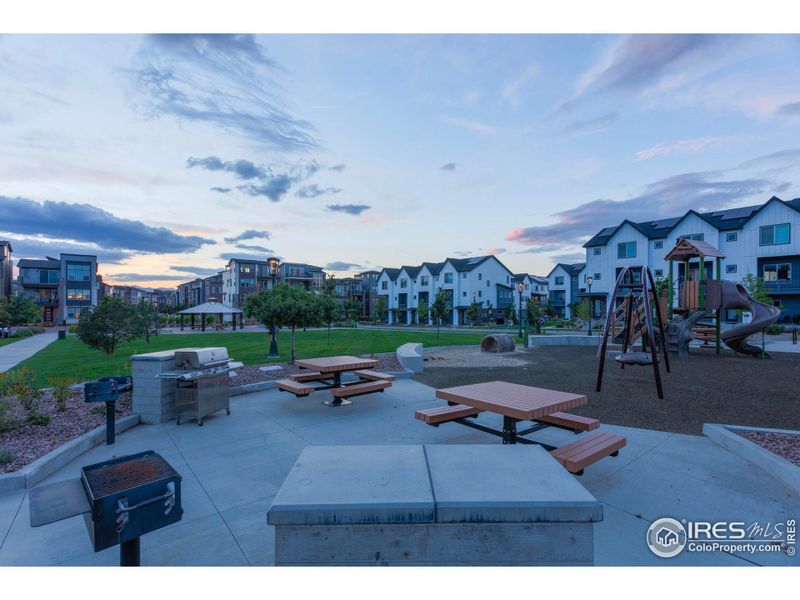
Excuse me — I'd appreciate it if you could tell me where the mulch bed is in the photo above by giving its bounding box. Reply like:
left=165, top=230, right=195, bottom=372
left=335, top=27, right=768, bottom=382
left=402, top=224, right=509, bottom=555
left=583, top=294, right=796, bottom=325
left=0, top=388, right=132, bottom=474
left=737, top=431, right=800, bottom=467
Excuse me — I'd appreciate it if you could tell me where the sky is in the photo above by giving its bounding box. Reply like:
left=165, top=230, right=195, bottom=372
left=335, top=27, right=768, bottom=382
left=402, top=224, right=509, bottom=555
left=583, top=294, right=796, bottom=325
left=1, top=33, right=799, bottom=287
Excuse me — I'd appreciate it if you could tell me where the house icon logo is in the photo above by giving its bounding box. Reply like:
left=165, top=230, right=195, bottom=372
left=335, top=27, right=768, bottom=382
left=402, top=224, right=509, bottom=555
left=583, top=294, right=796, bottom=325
left=647, top=518, right=687, bottom=558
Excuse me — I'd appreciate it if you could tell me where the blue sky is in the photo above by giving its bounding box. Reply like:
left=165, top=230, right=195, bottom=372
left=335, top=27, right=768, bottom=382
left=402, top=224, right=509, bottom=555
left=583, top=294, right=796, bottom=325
left=1, top=34, right=799, bottom=286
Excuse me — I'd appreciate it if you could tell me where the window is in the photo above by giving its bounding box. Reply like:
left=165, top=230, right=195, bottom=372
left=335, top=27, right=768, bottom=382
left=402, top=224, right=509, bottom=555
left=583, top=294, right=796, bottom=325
left=67, top=309, right=81, bottom=320
left=679, top=233, right=704, bottom=242
left=593, top=273, right=601, bottom=280
left=617, top=241, right=637, bottom=259
left=462, top=272, right=467, bottom=279
left=421, top=276, right=429, bottom=286
left=400, top=279, right=408, bottom=288
left=381, top=281, right=388, bottom=290
left=478, top=273, right=482, bottom=280
left=760, top=223, right=790, bottom=246
left=462, top=291, right=467, bottom=297
left=763, top=263, right=791, bottom=281
left=653, top=240, right=664, bottom=249
left=444, top=272, right=453, bottom=284
left=593, top=247, right=601, bottom=255
left=654, top=269, right=664, bottom=279
left=773, top=299, right=783, bottom=309
left=67, top=288, right=90, bottom=301
left=726, top=232, right=738, bottom=242
left=478, top=291, right=482, bottom=298
left=726, top=264, right=738, bottom=274
left=554, top=276, right=564, bottom=285
left=486, top=280, right=490, bottom=287
left=240, top=278, right=256, bottom=287
left=38, top=270, right=58, bottom=284
left=241, top=266, right=252, bottom=274
left=66, top=263, right=91, bottom=281
left=525, top=283, right=529, bottom=290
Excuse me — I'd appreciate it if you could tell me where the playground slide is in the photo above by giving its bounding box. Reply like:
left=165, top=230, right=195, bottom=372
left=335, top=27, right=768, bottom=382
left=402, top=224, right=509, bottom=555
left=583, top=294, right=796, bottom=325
left=716, top=280, right=781, bottom=357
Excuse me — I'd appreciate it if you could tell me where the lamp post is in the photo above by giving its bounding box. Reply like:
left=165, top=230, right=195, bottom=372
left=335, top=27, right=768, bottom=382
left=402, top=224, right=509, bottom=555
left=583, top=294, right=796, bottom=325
left=516, top=281, right=524, bottom=340
left=472, top=292, right=477, bottom=326
left=586, top=276, right=594, bottom=336
left=267, top=257, right=280, bottom=357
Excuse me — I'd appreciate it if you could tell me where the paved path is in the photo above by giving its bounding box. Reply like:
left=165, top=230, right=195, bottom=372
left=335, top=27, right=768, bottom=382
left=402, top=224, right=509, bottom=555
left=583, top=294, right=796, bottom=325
left=0, top=332, right=58, bottom=374
left=1, top=379, right=797, bottom=566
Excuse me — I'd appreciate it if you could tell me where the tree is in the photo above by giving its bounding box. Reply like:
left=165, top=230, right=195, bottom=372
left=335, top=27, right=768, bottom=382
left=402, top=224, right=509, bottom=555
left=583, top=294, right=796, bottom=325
left=344, top=299, right=360, bottom=326
left=0, top=298, right=10, bottom=327
left=76, top=297, right=139, bottom=355
left=503, top=304, right=516, bottom=326
left=315, top=291, right=342, bottom=343
left=429, top=288, right=450, bottom=336
left=417, top=298, right=429, bottom=325
left=466, top=301, right=480, bottom=326
left=245, top=284, right=320, bottom=364
left=525, top=298, right=545, bottom=334
left=573, top=298, right=591, bottom=323
left=4, top=295, right=40, bottom=326
left=374, top=296, right=388, bottom=323
left=741, top=273, right=772, bottom=305
left=132, top=300, right=160, bottom=342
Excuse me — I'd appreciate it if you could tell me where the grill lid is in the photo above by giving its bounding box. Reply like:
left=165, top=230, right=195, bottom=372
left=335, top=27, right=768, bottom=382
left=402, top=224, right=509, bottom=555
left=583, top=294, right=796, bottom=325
left=173, top=347, right=230, bottom=369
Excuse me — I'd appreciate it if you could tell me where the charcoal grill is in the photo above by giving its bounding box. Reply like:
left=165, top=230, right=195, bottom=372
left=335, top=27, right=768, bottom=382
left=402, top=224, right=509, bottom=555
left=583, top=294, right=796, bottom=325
left=158, top=347, right=241, bottom=426
left=29, top=450, right=182, bottom=566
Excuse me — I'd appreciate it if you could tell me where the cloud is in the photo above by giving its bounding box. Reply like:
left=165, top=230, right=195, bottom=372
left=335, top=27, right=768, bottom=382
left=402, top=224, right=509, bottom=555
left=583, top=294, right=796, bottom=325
left=451, top=250, right=472, bottom=257
left=440, top=162, right=457, bottom=171
left=512, top=244, right=564, bottom=254
left=775, top=101, right=800, bottom=117
left=635, top=136, right=729, bottom=160
left=106, top=272, right=189, bottom=283
left=187, top=156, right=264, bottom=179
left=550, top=252, right=586, bottom=264
left=131, top=34, right=316, bottom=151
left=0, top=196, right=215, bottom=254
left=218, top=252, right=275, bottom=262
left=235, top=243, right=274, bottom=254
left=500, top=63, right=540, bottom=106
left=224, top=229, right=271, bottom=243
left=295, top=184, right=342, bottom=198
left=441, top=116, right=498, bottom=134
left=561, top=112, right=618, bottom=137
left=210, top=187, right=231, bottom=193
left=169, top=265, right=221, bottom=277
left=736, top=149, right=800, bottom=173
left=326, top=203, right=371, bottom=215
left=9, top=238, right=131, bottom=264
left=325, top=261, right=363, bottom=271
left=505, top=153, right=787, bottom=248
left=238, top=176, right=295, bottom=202
left=329, top=164, right=346, bottom=172
left=484, top=247, right=506, bottom=255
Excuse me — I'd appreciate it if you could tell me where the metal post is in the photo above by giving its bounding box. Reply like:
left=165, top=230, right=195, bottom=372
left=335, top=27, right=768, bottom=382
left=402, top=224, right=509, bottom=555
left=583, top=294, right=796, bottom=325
left=105, top=401, right=116, bottom=445
left=517, top=290, right=523, bottom=339
left=698, top=256, right=705, bottom=309
left=715, top=257, right=722, bottom=355
left=120, top=537, right=140, bottom=567
left=268, top=271, right=279, bottom=357
left=587, top=282, right=593, bottom=336
left=667, top=260, right=674, bottom=319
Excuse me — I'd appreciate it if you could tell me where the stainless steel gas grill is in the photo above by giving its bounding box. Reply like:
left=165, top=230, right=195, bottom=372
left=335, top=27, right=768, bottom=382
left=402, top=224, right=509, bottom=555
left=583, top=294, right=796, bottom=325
left=29, top=450, right=183, bottom=566
left=158, top=347, right=241, bottom=426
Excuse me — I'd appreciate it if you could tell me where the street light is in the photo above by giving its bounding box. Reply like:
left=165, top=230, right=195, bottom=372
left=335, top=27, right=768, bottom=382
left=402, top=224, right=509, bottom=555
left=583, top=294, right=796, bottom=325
left=472, top=292, right=477, bottom=326
left=586, top=275, right=594, bottom=336
left=267, top=256, right=280, bottom=357
left=516, top=281, right=525, bottom=340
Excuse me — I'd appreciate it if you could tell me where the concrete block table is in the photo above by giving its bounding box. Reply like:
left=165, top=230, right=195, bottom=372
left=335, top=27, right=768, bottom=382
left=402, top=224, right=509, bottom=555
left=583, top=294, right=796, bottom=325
left=267, top=444, right=602, bottom=566
left=131, top=349, right=179, bottom=424
left=396, top=342, right=423, bottom=373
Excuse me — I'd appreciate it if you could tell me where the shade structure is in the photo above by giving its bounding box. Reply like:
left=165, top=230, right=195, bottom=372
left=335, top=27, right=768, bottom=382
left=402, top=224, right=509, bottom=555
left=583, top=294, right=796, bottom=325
left=177, top=300, right=244, bottom=332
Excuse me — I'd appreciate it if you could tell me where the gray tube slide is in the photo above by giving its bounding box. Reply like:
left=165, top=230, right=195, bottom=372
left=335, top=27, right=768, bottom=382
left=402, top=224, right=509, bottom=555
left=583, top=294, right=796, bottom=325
left=717, top=281, right=781, bottom=357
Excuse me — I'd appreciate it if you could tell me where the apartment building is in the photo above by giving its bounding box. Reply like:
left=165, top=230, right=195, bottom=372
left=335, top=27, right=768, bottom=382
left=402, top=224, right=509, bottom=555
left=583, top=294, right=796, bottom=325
left=376, top=256, right=524, bottom=326
left=112, top=285, right=151, bottom=305
left=278, top=262, right=326, bottom=291
left=177, top=278, right=204, bottom=308
left=0, top=241, right=12, bottom=298
left=547, top=263, right=587, bottom=319
left=331, top=270, right=381, bottom=318
left=581, top=195, right=800, bottom=322
left=222, top=259, right=272, bottom=308
left=17, top=253, right=99, bottom=324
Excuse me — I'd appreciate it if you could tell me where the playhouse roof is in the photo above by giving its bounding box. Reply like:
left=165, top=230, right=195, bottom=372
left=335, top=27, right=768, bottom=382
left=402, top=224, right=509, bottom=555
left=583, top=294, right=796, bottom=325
left=663, top=239, right=726, bottom=261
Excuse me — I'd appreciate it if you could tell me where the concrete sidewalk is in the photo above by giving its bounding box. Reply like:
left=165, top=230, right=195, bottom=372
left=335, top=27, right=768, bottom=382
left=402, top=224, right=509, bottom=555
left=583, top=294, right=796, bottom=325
left=0, top=332, right=58, bottom=374
left=1, top=379, right=797, bottom=566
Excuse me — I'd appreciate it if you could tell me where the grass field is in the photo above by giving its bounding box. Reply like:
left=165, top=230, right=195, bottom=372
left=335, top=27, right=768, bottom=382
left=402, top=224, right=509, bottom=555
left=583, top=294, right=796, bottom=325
left=0, top=337, right=23, bottom=348
left=13, top=328, right=484, bottom=388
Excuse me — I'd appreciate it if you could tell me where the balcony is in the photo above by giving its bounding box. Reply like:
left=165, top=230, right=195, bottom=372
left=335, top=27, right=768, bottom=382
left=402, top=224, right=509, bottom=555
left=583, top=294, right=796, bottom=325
left=764, top=279, right=800, bottom=293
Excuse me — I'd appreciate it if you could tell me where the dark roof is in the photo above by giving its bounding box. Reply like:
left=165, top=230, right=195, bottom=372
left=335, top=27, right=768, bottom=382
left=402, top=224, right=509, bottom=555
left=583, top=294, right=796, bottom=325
left=530, top=275, right=548, bottom=285
left=547, top=262, right=585, bottom=278
left=280, top=262, right=323, bottom=271
left=380, top=267, right=401, bottom=281
left=446, top=256, right=492, bottom=272
left=16, top=258, right=60, bottom=269
left=402, top=265, right=423, bottom=278
left=359, top=270, right=380, bottom=275
left=0, top=241, right=12, bottom=251
left=421, top=261, right=446, bottom=275
left=584, top=196, right=800, bottom=248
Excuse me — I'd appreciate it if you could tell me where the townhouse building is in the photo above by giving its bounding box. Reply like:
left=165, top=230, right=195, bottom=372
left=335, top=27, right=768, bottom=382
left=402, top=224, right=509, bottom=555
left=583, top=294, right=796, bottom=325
left=546, top=263, right=587, bottom=319
left=0, top=241, right=12, bottom=298
left=581, top=195, right=800, bottom=322
left=376, top=256, right=525, bottom=326
left=17, top=253, right=99, bottom=324
left=514, top=273, right=549, bottom=304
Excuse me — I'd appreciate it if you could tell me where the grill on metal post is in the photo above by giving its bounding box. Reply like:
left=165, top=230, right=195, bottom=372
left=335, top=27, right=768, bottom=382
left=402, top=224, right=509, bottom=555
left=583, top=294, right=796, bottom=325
left=29, top=450, right=183, bottom=566
left=84, top=376, right=132, bottom=444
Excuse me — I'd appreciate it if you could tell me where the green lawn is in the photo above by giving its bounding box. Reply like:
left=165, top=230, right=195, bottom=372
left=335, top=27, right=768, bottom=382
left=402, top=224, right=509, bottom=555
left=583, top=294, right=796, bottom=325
left=14, top=328, right=485, bottom=388
left=0, top=337, right=23, bottom=348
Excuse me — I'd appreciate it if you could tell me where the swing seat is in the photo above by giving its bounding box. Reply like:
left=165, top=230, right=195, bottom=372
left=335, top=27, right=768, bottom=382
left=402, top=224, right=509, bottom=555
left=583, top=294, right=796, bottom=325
left=615, top=351, right=656, bottom=366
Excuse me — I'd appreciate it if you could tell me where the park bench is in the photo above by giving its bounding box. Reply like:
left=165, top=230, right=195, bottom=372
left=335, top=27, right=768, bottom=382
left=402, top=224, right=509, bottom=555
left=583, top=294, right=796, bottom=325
left=536, top=411, right=599, bottom=433
left=330, top=379, right=391, bottom=399
left=415, top=404, right=481, bottom=425
left=354, top=370, right=396, bottom=382
left=276, top=379, right=315, bottom=397
left=290, top=371, right=329, bottom=383
left=549, top=431, right=626, bottom=476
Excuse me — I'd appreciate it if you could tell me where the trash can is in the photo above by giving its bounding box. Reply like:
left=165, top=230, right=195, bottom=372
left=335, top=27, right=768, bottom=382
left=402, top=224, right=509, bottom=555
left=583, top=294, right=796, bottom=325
left=58, top=330, right=66, bottom=340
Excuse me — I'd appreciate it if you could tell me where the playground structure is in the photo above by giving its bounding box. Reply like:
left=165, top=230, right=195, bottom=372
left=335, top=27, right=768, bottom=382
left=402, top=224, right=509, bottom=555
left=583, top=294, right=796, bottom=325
left=596, top=265, right=671, bottom=399
left=663, top=239, right=781, bottom=358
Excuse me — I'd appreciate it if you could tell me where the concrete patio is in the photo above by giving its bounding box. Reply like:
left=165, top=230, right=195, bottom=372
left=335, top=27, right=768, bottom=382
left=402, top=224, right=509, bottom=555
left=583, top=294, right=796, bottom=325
left=0, top=379, right=797, bottom=566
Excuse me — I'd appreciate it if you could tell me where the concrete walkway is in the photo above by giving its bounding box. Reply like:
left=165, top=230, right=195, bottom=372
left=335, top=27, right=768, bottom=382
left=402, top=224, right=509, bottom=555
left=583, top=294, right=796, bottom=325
left=0, top=332, right=58, bottom=374
left=1, top=379, right=797, bottom=566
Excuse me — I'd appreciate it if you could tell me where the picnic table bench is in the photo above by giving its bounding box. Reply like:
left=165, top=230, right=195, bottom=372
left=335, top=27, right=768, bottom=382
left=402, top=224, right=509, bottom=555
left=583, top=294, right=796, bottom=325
left=415, top=381, right=625, bottom=475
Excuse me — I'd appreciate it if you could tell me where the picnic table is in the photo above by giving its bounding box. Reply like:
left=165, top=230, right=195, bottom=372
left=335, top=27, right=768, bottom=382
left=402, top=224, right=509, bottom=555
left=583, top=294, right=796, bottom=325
left=277, top=355, right=394, bottom=406
left=416, top=380, right=626, bottom=475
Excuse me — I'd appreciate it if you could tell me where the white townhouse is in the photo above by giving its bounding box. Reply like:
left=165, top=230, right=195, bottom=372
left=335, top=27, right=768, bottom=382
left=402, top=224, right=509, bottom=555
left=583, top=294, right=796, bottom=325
left=581, top=195, right=800, bottom=323
left=546, top=263, right=586, bottom=319
left=377, top=255, right=527, bottom=326
left=513, top=273, right=549, bottom=304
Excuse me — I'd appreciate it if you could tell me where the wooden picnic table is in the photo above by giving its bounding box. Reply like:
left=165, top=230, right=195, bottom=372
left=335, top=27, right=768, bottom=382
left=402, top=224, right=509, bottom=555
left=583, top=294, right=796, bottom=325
left=435, top=381, right=587, bottom=447
left=295, top=355, right=380, bottom=406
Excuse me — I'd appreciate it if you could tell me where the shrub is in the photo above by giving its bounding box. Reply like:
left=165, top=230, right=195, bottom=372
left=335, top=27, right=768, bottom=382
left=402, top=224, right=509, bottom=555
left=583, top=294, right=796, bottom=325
left=0, top=448, right=14, bottom=466
left=11, top=327, right=33, bottom=338
left=765, top=324, right=785, bottom=335
left=4, top=368, right=48, bottom=425
left=0, top=399, right=13, bottom=433
left=68, top=325, right=79, bottom=333
left=30, top=326, right=45, bottom=334
left=49, top=376, right=73, bottom=412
